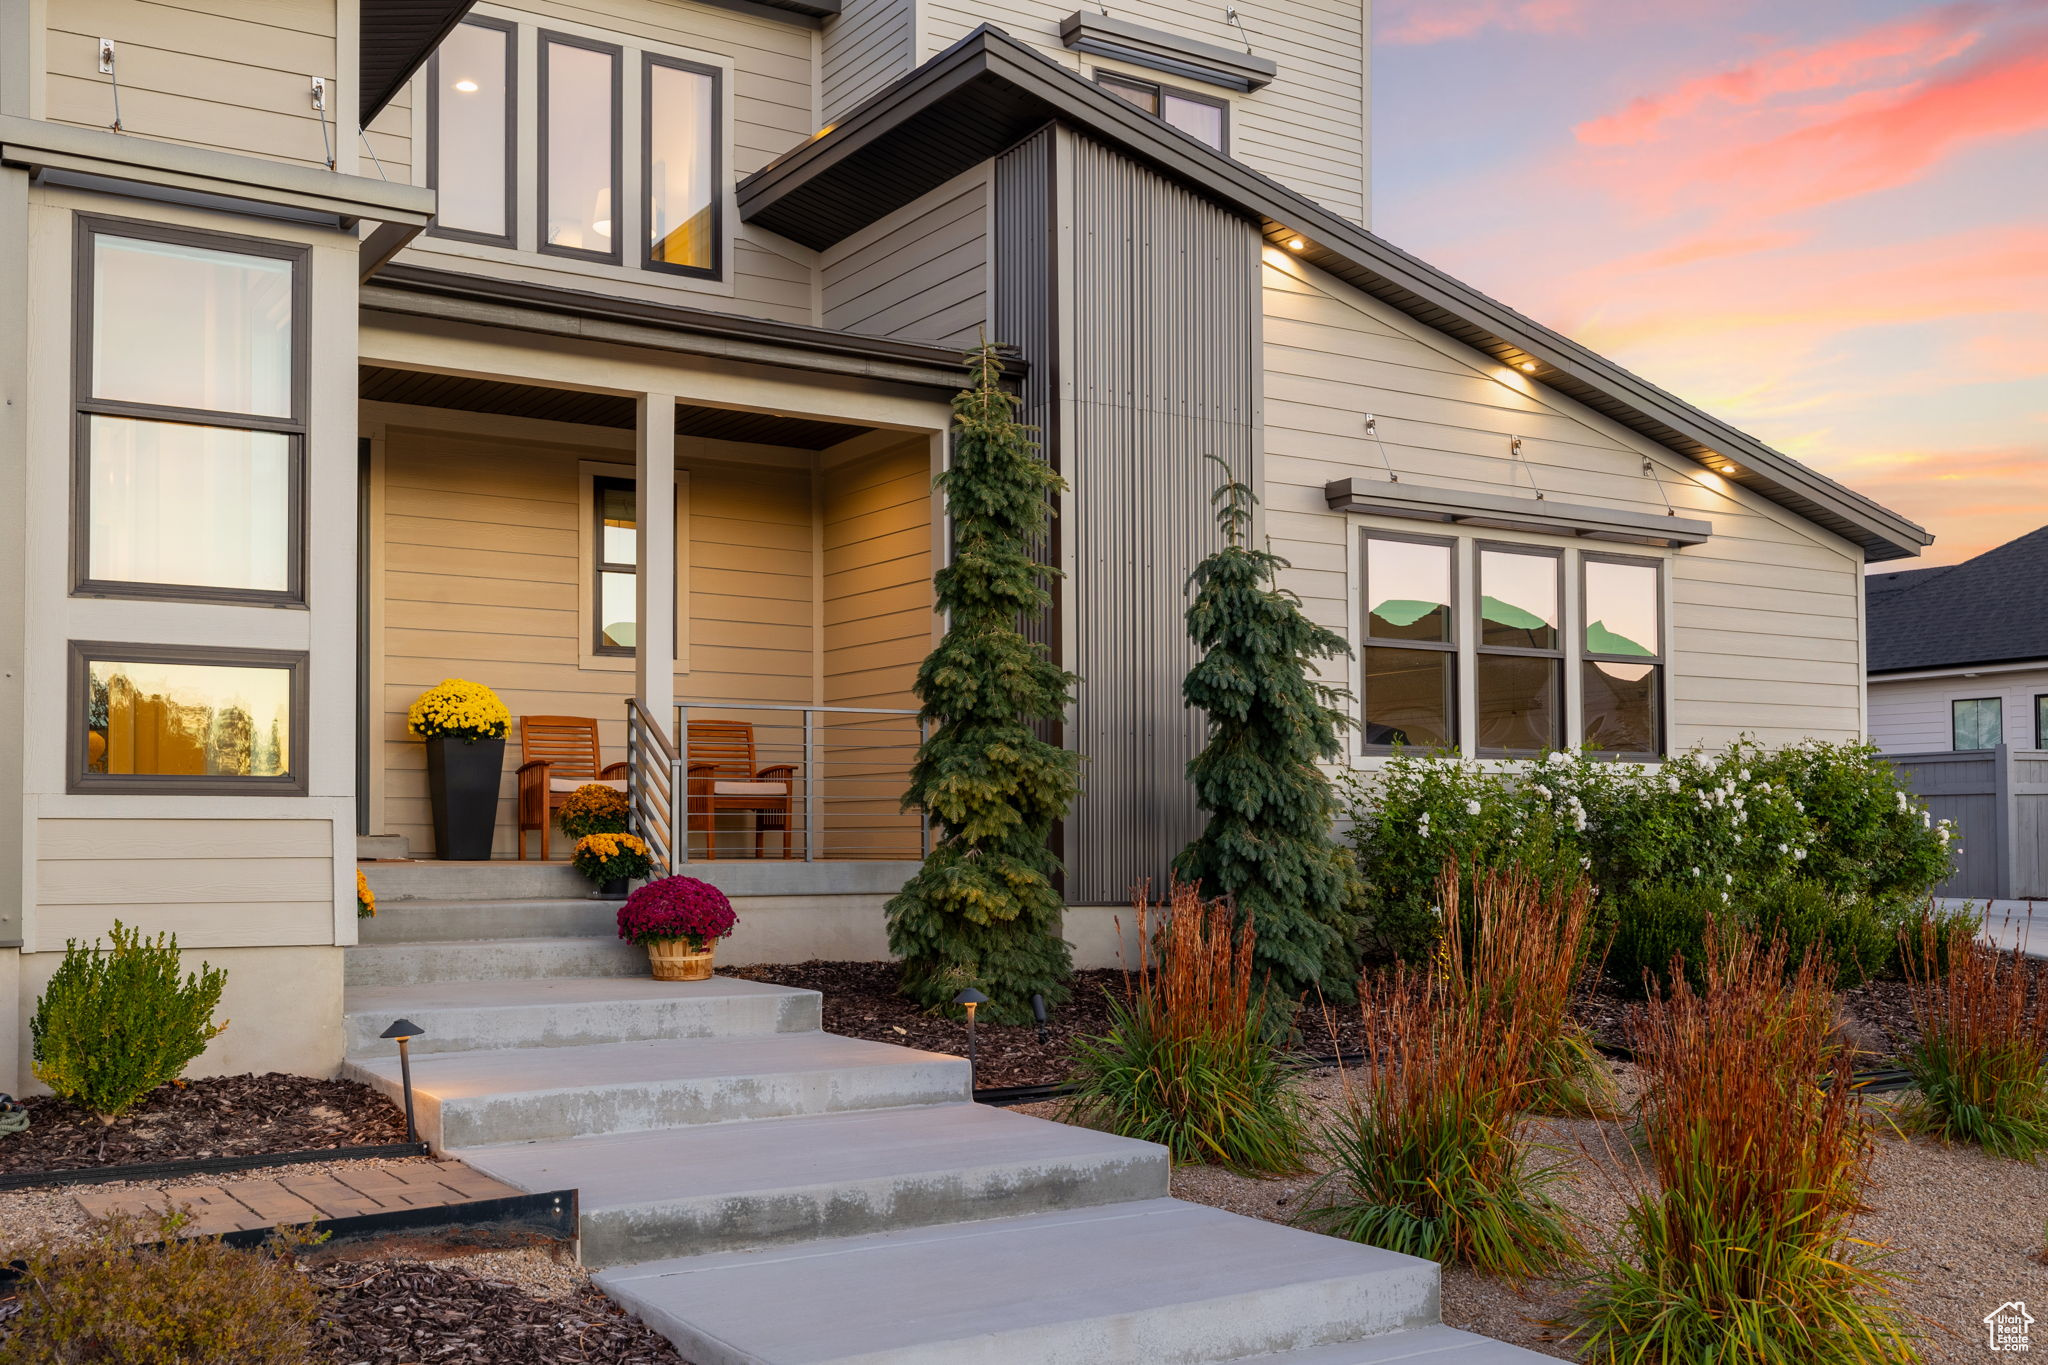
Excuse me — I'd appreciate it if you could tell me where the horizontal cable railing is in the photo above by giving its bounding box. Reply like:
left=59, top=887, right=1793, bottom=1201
left=673, top=701, right=927, bottom=863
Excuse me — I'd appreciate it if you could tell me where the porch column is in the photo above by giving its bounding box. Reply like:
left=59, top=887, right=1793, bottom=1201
left=636, top=393, right=677, bottom=727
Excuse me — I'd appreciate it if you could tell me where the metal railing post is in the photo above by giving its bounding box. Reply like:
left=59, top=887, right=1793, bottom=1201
left=803, top=706, right=818, bottom=862
left=918, top=716, right=931, bottom=859
left=673, top=703, right=690, bottom=864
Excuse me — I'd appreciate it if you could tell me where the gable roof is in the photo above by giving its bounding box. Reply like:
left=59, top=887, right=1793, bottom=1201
left=1867, top=525, right=2048, bottom=674
left=360, top=0, right=478, bottom=124
left=738, top=25, right=1931, bottom=564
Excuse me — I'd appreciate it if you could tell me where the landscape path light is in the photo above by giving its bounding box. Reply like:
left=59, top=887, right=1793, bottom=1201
left=1031, top=992, right=1048, bottom=1044
left=953, top=988, right=989, bottom=1077
left=380, top=1018, right=426, bottom=1146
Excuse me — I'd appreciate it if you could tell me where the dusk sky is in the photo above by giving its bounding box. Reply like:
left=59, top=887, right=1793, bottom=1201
left=1369, top=0, right=2048, bottom=567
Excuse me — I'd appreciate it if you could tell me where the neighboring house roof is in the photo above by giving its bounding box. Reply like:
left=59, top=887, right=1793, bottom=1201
left=738, top=25, right=1932, bottom=564
left=360, top=0, right=479, bottom=124
left=1867, top=525, right=2048, bottom=674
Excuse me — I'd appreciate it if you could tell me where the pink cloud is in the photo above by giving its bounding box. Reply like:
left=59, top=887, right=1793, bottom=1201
left=1379, top=0, right=1586, bottom=45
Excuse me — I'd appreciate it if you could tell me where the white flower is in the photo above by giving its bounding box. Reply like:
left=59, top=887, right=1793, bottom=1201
left=1465, top=799, right=1482, bottom=816
left=1740, top=768, right=1750, bottom=781
left=1721, top=891, right=1730, bottom=904
left=1690, top=866, right=1701, bottom=877
left=1922, top=811, right=1932, bottom=829
left=1580, top=856, right=1591, bottom=869
left=1533, top=783, right=1552, bottom=799
left=1733, top=833, right=1743, bottom=844
left=1725, top=872, right=1734, bottom=885
left=1546, top=751, right=1571, bottom=767
left=1777, top=843, right=1789, bottom=854
left=1793, top=799, right=1804, bottom=812
left=1793, top=848, right=1806, bottom=861
left=1937, top=827, right=1952, bottom=846
left=1731, top=795, right=1745, bottom=811
left=1666, top=774, right=1681, bottom=793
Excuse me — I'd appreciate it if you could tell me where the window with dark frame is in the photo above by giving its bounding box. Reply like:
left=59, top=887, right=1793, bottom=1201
left=1094, top=71, right=1229, bottom=151
left=427, top=15, right=517, bottom=246
left=1475, top=544, right=1563, bottom=756
left=593, top=475, right=638, bottom=655
left=1952, top=696, right=2002, bottom=751
left=1580, top=554, right=1664, bottom=758
left=73, top=217, right=307, bottom=607
left=644, top=53, right=721, bottom=277
left=1360, top=532, right=1457, bottom=751
left=69, top=641, right=308, bottom=795
left=539, top=31, right=623, bottom=263
left=2037, top=694, right=2048, bottom=750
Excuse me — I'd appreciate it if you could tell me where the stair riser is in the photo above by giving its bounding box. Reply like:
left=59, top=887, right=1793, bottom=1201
left=345, top=940, right=645, bottom=987
left=360, top=862, right=589, bottom=901
left=577, top=1150, right=1170, bottom=1269
left=344, top=1058, right=971, bottom=1148
left=615, top=1269, right=1441, bottom=1365
left=358, top=899, right=619, bottom=944
left=344, top=992, right=822, bottom=1057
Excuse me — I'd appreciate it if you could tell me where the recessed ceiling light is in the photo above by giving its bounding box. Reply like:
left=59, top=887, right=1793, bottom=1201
left=453, top=78, right=479, bottom=93
left=1286, top=237, right=1306, bottom=251
left=1518, top=361, right=1537, bottom=372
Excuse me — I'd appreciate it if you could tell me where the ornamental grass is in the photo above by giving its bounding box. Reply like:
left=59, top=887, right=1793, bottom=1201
left=1062, top=881, right=1310, bottom=1174
left=1570, top=933, right=1914, bottom=1365
left=1299, top=864, right=1582, bottom=1279
left=1896, top=909, right=2048, bottom=1161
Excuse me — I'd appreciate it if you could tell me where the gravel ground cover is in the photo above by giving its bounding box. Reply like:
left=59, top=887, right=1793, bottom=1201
left=0, top=1073, right=407, bottom=1175
left=1023, top=1064, right=2048, bottom=1363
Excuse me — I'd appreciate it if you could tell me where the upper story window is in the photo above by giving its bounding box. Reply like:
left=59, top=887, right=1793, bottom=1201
left=428, top=18, right=724, bottom=279
left=1096, top=72, right=1228, bottom=152
left=1953, top=696, right=2002, bottom=751
left=74, top=218, right=307, bottom=606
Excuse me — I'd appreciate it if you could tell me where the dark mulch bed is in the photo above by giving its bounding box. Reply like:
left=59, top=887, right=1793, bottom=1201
left=311, top=1261, right=685, bottom=1365
left=726, top=960, right=1126, bottom=1090
left=0, top=1073, right=407, bottom=1175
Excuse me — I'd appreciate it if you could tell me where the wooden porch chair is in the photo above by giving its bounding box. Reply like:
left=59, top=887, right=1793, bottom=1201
left=687, top=720, right=798, bottom=860
left=516, top=715, right=627, bottom=861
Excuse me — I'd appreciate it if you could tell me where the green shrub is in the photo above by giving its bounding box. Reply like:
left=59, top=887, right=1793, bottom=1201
left=0, top=1208, right=318, bottom=1364
left=29, top=922, right=227, bottom=1126
left=1606, top=880, right=1718, bottom=997
left=1063, top=884, right=1309, bottom=1173
left=1753, top=882, right=1895, bottom=989
left=1897, top=912, right=2048, bottom=1160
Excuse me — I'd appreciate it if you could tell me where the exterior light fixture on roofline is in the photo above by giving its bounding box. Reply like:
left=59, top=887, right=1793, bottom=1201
left=1285, top=236, right=1306, bottom=251
left=1519, top=361, right=1537, bottom=372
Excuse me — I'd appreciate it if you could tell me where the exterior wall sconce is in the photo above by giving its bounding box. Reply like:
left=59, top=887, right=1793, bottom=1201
left=380, top=1018, right=427, bottom=1146
left=953, top=988, right=989, bottom=1075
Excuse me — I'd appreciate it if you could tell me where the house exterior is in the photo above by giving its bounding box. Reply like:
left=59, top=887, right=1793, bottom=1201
left=0, top=0, right=1932, bottom=1095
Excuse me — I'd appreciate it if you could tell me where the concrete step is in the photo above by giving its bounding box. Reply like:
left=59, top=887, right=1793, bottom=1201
left=1252, top=1327, right=1559, bottom=1363
left=459, top=1102, right=1169, bottom=1268
left=358, top=898, right=620, bottom=944
left=343, top=976, right=823, bottom=1057
left=358, top=833, right=409, bottom=860
left=342, top=1033, right=971, bottom=1148
left=360, top=859, right=590, bottom=902
left=344, top=937, right=645, bottom=987
left=594, top=1198, right=1439, bottom=1365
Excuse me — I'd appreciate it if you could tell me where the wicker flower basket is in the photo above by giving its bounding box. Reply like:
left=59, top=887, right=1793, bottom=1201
left=645, top=938, right=715, bottom=982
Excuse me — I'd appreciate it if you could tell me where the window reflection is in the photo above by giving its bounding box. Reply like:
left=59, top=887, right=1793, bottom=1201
left=1479, top=548, right=1558, bottom=649
left=92, top=236, right=292, bottom=418
left=1583, top=660, right=1658, bottom=755
left=87, top=417, right=290, bottom=592
left=1367, top=538, right=1452, bottom=642
left=85, top=657, right=292, bottom=778
left=1364, top=648, right=1453, bottom=749
left=1477, top=653, right=1560, bottom=754
left=1584, top=559, right=1658, bottom=658
left=647, top=59, right=716, bottom=272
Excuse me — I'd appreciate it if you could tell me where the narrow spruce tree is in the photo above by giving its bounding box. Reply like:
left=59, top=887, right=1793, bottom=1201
left=1174, top=471, right=1357, bottom=1005
left=887, top=341, right=1080, bottom=1023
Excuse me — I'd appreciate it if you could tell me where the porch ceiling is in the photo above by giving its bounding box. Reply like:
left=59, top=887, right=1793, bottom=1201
left=358, top=366, right=876, bottom=450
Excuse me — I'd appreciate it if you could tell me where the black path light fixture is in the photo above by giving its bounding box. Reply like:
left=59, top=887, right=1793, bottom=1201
left=1031, top=993, right=1048, bottom=1044
left=953, top=988, right=989, bottom=1077
left=380, top=1018, right=426, bottom=1146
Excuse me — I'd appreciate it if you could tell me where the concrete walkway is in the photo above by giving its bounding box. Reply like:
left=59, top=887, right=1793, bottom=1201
left=1940, top=899, right=2046, bottom=958
left=349, top=862, right=1553, bottom=1364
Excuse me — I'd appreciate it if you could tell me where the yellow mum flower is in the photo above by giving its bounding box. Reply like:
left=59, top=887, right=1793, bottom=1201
left=408, top=678, right=511, bottom=741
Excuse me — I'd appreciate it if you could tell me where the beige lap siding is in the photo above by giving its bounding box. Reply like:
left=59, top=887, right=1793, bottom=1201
left=378, top=423, right=814, bottom=858
left=1259, top=250, right=1866, bottom=752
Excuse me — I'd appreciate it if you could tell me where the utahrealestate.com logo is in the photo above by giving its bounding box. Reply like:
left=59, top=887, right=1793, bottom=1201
left=1986, top=1302, right=2035, bottom=1352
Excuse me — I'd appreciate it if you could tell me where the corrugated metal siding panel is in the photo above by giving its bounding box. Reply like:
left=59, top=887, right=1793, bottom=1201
left=994, top=127, right=1058, bottom=668
left=1064, top=136, right=1260, bottom=905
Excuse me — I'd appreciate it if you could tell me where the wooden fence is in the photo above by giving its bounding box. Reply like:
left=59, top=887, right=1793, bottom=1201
left=1888, top=746, right=2048, bottom=900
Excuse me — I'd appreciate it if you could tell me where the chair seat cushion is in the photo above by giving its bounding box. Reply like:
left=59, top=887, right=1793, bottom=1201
left=712, top=780, right=788, bottom=796
left=550, top=777, right=627, bottom=794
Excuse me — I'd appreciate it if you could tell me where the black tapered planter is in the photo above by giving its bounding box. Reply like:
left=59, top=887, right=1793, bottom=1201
left=425, top=736, right=505, bottom=861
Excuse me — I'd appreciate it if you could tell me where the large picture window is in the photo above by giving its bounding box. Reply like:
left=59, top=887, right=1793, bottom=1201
left=1360, top=534, right=1456, bottom=751
left=428, top=16, right=517, bottom=245
left=1581, top=554, right=1664, bottom=758
left=540, top=32, right=622, bottom=263
left=644, top=54, right=721, bottom=276
left=73, top=219, right=305, bottom=605
left=1475, top=544, right=1562, bottom=756
left=69, top=642, right=307, bottom=795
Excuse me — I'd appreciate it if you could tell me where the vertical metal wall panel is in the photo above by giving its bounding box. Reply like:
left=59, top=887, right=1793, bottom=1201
left=1062, top=136, right=1261, bottom=905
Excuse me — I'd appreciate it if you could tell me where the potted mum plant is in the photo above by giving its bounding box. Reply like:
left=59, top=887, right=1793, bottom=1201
left=407, top=678, right=510, bottom=861
left=617, top=875, right=737, bottom=981
left=574, top=832, right=653, bottom=899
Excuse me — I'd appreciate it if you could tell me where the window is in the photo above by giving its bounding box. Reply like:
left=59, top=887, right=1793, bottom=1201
left=1581, top=555, right=1664, bottom=757
left=1953, top=697, right=2002, bottom=751
left=74, top=220, right=305, bottom=605
left=1360, top=534, right=1456, bottom=751
left=1096, top=72, right=1228, bottom=151
left=70, top=643, right=306, bottom=794
left=1475, top=544, right=1562, bottom=756
left=593, top=476, right=637, bottom=654
left=644, top=55, right=721, bottom=276
left=540, top=32, right=622, bottom=262
left=428, top=16, right=516, bottom=245
left=2038, top=695, right=2048, bottom=750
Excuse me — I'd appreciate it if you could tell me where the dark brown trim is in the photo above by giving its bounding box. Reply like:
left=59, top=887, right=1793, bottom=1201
left=1358, top=529, right=1459, bottom=756
left=67, top=641, right=311, bottom=796
left=591, top=473, right=636, bottom=657
left=641, top=51, right=725, bottom=280
left=537, top=30, right=624, bottom=266
left=1092, top=70, right=1228, bottom=153
left=426, top=14, right=518, bottom=249
left=71, top=215, right=309, bottom=608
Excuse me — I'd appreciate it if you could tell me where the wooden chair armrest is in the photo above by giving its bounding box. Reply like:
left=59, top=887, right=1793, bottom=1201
left=600, top=761, right=629, bottom=780
left=516, top=759, right=553, bottom=776
left=687, top=762, right=718, bottom=775
left=756, top=765, right=797, bottom=782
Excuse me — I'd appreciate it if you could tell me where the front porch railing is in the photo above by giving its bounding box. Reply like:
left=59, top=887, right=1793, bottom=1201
left=625, top=698, right=680, bottom=873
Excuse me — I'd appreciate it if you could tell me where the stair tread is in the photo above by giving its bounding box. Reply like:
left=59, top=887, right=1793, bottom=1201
left=1251, top=1326, right=1557, bottom=1363
left=595, top=1198, right=1436, bottom=1365
left=345, top=975, right=818, bottom=1016
left=458, top=1102, right=1161, bottom=1208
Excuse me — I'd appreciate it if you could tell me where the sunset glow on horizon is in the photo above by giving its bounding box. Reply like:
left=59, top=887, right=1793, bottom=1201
left=1371, top=0, right=2048, bottom=567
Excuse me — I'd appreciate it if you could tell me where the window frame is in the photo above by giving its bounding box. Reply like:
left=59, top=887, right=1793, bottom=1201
left=641, top=51, right=725, bottom=280
left=591, top=473, right=638, bottom=657
left=67, top=640, right=310, bottom=796
left=537, top=29, right=625, bottom=266
left=1093, top=70, right=1230, bottom=151
left=1578, top=550, right=1666, bottom=760
left=1358, top=529, right=1459, bottom=756
left=70, top=215, right=309, bottom=609
left=2036, top=694, right=2048, bottom=751
left=1952, top=696, right=2002, bottom=752
left=1472, top=540, right=1565, bottom=758
left=426, top=13, right=519, bottom=249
